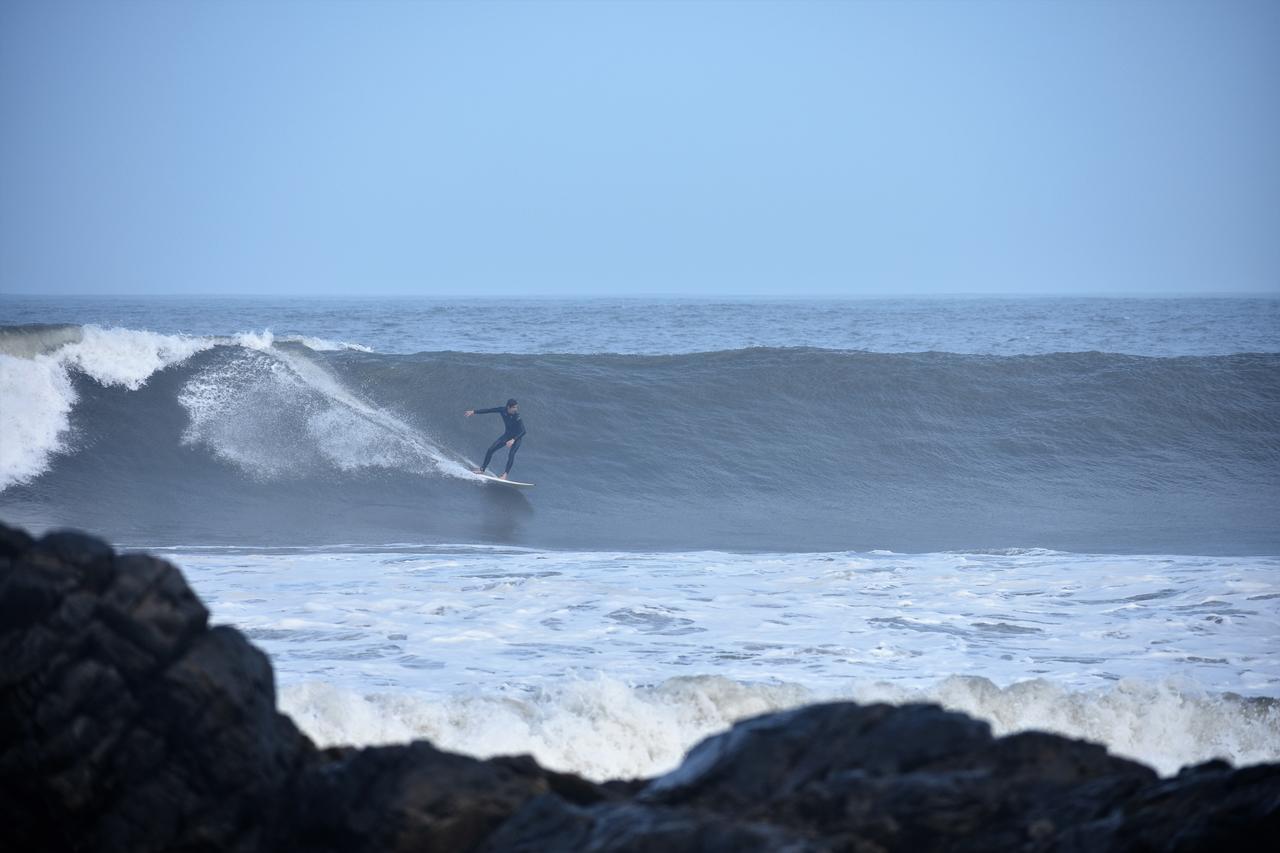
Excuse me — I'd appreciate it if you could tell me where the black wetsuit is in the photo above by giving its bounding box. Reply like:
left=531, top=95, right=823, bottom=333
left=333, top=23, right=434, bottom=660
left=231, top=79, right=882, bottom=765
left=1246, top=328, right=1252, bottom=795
left=475, top=406, right=526, bottom=474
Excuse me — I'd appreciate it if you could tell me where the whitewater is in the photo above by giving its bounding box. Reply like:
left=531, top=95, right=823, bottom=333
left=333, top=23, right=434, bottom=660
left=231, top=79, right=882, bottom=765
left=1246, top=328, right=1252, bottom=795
left=1, top=296, right=1277, bottom=781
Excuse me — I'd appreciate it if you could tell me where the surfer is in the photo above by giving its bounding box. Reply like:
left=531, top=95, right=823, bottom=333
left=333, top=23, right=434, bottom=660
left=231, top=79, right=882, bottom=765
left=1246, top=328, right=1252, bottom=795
left=465, top=398, right=526, bottom=479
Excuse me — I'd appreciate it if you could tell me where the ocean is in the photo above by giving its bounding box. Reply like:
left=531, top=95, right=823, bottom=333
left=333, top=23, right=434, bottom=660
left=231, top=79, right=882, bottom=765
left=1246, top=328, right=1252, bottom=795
left=1, top=295, right=1277, bottom=780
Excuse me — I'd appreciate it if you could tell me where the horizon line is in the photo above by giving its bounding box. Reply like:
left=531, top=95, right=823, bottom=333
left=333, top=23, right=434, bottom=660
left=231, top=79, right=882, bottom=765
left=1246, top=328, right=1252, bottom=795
left=3, top=291, right=1278, bottom=301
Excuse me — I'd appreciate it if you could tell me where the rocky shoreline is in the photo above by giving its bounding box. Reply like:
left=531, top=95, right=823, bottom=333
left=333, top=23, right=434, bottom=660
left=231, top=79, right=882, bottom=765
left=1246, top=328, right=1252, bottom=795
left=2, top=522, right=1277, bottom=851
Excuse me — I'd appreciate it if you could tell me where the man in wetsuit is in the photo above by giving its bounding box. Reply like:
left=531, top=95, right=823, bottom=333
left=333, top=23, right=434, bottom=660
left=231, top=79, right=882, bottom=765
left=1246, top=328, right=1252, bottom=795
left=465, top=398, right=526, bottom=479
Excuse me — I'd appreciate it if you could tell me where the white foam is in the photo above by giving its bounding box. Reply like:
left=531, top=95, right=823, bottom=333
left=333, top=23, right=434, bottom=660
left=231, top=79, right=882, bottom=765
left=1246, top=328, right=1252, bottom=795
left=231, top=329, right=373, bottom=353
left=0, top=326, right=211, bottom=490
left=66, top=325, right=211, bottom=389
left=278, top=673, right=1280, bottom=781
left=0, top=353, right=77, bottom=487
left=232, top=329, right=276, bottom=351
left=847, top=675, right=1280, bottom=777
left=281, top=675, right=815, bottom=781
left=178, top=547, right=1280, bottom=701
left=169, top=545, right=1279, bottom=780
left=286, top=335, right=374, bottom=353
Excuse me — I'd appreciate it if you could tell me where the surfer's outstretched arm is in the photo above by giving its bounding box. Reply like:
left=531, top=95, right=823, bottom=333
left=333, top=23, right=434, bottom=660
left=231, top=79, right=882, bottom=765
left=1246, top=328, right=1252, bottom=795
left=465, top=406, right=503, bottom=417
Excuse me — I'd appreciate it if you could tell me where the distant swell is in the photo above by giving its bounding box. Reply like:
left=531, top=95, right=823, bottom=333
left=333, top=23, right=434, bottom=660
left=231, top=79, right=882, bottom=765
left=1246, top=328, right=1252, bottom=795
left=2, top=324, right=1277, bottom=552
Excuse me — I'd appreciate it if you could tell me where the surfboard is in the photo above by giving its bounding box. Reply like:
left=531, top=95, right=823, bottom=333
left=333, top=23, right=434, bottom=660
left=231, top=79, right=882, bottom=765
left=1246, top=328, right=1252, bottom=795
left=474, top=472, right=535, bottom=488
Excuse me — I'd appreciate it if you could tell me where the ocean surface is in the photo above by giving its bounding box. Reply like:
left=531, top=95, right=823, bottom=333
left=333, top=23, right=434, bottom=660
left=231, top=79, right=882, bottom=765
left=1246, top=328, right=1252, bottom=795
left=1, top=295, right=1278, bottom=779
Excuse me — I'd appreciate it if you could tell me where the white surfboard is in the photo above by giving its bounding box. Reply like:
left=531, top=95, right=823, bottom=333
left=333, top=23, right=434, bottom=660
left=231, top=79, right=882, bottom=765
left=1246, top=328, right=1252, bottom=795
left=474, top=472, right=535, bottom=488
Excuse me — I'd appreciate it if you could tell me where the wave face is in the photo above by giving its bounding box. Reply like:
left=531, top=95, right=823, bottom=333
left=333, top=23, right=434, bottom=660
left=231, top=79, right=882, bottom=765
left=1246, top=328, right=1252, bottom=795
left=2, top=325, right=1278, bottom=552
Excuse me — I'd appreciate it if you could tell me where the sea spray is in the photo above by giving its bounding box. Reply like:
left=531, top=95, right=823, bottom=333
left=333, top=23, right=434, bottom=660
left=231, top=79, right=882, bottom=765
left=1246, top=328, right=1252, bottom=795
left=177, top=342, right=470, bottom=480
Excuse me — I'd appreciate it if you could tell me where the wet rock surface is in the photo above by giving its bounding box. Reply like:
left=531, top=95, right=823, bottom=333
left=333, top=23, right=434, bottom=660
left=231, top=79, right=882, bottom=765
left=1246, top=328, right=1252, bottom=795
left=2, top=522, right=1277, bottom=851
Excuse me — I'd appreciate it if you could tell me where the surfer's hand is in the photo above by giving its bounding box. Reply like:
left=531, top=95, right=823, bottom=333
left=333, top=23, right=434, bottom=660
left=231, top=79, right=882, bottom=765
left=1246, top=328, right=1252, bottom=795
left=464, top=410, right=474, bottom=417
left=506, top=438, right=515, bottom=447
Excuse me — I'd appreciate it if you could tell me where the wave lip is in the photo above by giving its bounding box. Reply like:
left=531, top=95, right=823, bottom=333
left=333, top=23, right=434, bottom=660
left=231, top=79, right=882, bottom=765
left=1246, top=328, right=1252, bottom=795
left=0, top=325, right=213, bottom=490
left=0, top=323, right=84, bottom=358
left=227, top=329, right=374, bottom=353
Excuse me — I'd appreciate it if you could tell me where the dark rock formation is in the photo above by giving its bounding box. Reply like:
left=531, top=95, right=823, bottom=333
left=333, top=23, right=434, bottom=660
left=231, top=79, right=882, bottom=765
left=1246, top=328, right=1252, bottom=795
left=2, top=521, right=1277, bottom=852
left=0, top=523, right=605, bottom=853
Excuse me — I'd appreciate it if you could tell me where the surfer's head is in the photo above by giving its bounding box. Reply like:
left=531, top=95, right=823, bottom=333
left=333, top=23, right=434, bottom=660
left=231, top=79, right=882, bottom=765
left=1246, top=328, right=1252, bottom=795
left=506, top=398, right=518, bottom=412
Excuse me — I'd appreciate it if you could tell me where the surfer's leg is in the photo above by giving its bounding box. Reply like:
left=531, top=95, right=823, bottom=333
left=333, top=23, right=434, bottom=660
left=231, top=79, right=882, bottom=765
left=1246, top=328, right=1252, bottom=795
left=480, top=437, right=505, bottom=472
left=504, top=436, right=523, bottom=475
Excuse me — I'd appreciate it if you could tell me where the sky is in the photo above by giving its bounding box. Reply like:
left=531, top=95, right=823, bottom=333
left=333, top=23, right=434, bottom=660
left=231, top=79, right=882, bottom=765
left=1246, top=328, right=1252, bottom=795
left=1, top=0, right=1277, bottom=298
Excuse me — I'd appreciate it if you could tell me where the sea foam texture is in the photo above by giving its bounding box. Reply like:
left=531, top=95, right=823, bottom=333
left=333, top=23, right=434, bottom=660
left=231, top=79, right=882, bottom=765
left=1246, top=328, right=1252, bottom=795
left=279, top=674, right=1280, bottom=782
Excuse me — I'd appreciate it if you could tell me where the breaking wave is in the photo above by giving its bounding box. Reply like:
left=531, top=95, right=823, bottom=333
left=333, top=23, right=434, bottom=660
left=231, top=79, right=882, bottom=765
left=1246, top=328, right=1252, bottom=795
left=279, top=674, right=1280, bottom=781
left=2, top=323, right=1277, bottom=552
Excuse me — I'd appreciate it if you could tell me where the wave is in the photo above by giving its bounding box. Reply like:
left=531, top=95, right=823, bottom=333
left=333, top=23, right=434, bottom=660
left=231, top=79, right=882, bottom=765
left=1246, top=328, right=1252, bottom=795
left=0, top=325, right=214, bottom=488
left=1, top=324, right=1277, bottom=552
left=0, top=325, right=405, bottom=490
left=278, top=674, right=1280, bottom=781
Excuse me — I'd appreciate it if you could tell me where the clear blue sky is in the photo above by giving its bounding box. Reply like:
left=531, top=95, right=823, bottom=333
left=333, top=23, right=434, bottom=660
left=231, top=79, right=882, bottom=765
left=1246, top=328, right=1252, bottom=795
left=1, top=0, right=1276, bottom=297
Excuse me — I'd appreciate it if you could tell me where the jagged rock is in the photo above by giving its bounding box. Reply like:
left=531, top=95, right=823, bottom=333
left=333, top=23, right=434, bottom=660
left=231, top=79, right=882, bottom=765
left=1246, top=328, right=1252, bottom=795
left=0, top=522, right=604, bottom=853
left=286, top=745, right=612, bottom=853
left=2, top=521, right=1278, bottom=852
left=480, top=795, right=821, bottom=852
left=1081, top=760, right=1280, bottom=851
left=640, top=707, right=1156, bottom=851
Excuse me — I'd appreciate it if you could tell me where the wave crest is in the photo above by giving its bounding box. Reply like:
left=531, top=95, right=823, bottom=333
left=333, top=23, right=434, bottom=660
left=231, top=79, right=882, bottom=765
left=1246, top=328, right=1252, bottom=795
left=0, top=325, right=212, bottom=489
left=0, top=325, right=387, bottom=491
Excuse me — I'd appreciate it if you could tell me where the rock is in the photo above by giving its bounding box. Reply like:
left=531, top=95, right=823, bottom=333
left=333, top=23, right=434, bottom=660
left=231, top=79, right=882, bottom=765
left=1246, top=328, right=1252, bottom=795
left=0, top=524, right=300, bottom=853
left=2, top=520, right=1278, bottom=852
left=1082, top=761, right=1280, bottom=851
left=0, top=522, right=33, bottom=558
left=286, top=745, right=617, bottom=853
left=481, top=795, right=821, bottom=853
left=641, top=704, right=1161, bottom=851
left=0, top=522, right=607, bottom=853
left=643, top=700, right=1000, bottom=804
